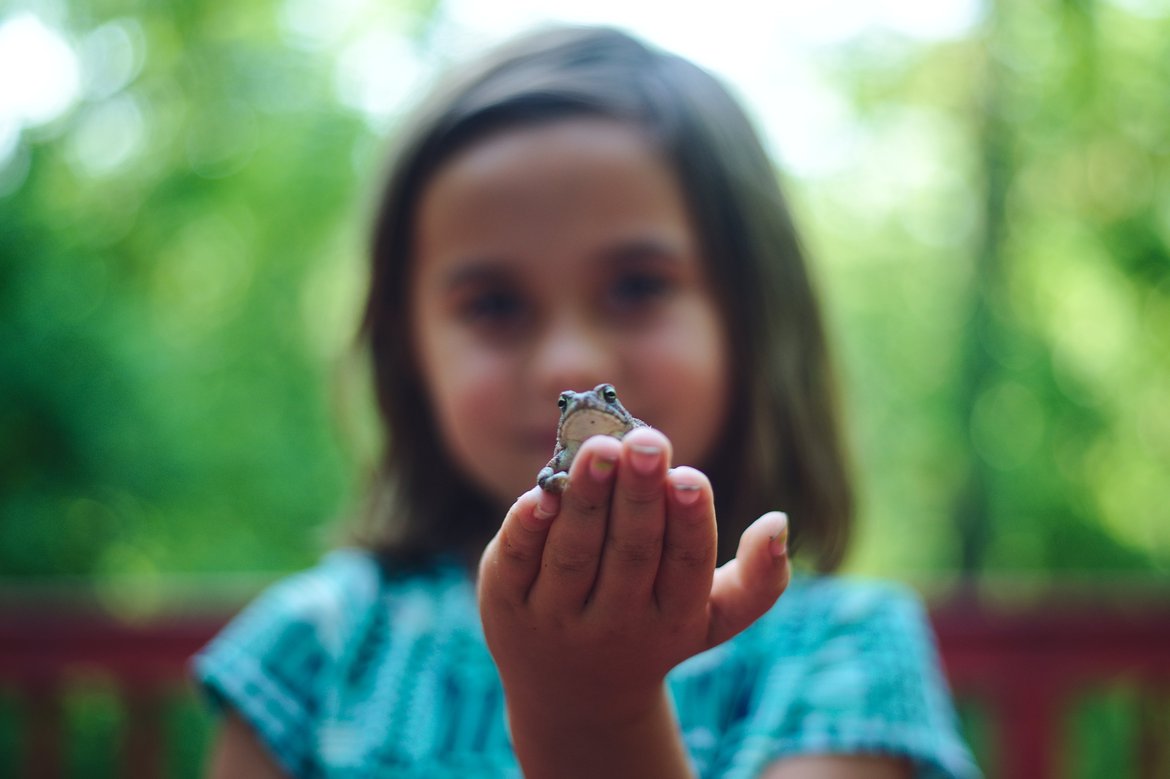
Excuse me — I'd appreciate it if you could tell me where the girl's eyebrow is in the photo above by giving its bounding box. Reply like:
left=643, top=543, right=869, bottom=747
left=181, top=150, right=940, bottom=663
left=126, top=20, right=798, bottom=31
left=439, top=236, right=691, bottom=289
left=597, top=235, right=691, bottom=268
left=441, top=258, right=516, bottom=290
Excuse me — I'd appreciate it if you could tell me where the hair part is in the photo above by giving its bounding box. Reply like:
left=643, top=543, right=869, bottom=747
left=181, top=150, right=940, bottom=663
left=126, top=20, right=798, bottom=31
left=355, top=25, right=854, bottom=572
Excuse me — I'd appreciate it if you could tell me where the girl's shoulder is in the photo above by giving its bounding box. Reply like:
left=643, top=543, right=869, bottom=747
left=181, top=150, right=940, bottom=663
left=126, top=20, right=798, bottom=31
left=225, top=545, right=467, bottom=631
left=715, top=574, right=952, bottom=713
left=267, top=548, right=384, bottom=611
left=200, top=549, right=469, bottom=668
left=674, top=575, right=980, bottom=779
left=192, top=550, right=479, bottom=775
left=220, top=549, right=384, bottom=648
left=749, top=572, right=934, bottom=647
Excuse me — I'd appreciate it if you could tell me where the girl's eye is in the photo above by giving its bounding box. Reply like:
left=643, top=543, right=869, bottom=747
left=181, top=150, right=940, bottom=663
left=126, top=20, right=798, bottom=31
left=608, top=272, right=673, bottom=310
left=458, top=289, right=527, bottom=330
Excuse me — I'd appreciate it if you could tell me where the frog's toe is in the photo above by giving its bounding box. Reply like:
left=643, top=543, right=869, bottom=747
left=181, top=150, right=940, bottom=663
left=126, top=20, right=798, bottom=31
left=538, top=468, right=568, bottom=493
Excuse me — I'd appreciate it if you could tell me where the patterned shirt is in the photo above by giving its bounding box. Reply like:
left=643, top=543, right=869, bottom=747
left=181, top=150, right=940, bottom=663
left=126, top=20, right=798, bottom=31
left=193, top=549, right=980, bottom=778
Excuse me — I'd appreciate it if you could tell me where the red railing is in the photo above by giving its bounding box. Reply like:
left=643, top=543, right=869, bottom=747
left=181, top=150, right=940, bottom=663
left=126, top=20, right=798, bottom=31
left=932, top=592, right=1170, bottom=779
left=2, top=590, right=1170, bottom=778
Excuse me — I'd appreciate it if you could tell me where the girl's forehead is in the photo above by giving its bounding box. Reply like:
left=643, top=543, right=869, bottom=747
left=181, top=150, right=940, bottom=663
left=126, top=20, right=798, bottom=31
left=432, top=117, right=665, bottom=186
left=413, top=118, right=698, bottom=274
left=419, top=120, right=677, bottom=218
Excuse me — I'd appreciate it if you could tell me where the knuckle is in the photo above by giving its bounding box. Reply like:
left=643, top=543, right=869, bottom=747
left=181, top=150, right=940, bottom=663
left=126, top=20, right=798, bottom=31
left=619, top=484, right=662, bottom=510
left=606, top=534, right=660, bottom=565
left=546, top=546, right=596, bottom=576
left=498, top=531, right=539, bottom=566
left=617, top=477, right=664, bottom=500
left=663, top=542, right=711, bottom=571
left=566, top=494, right=607, bottom=516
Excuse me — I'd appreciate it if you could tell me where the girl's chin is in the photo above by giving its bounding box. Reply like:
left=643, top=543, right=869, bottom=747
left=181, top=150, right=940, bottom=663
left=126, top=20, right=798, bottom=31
left=480, top=476, right=541, bottom=513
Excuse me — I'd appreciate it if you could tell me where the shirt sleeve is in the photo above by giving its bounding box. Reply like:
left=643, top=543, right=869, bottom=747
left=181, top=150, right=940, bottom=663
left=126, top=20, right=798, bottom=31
left=191, top=551, right=376, bottom=778
left=718, top=578, right=981, bottom=779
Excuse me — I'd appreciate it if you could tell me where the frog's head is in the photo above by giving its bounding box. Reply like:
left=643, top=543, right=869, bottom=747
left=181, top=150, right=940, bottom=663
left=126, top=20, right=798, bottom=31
left=555, top=383, right=639, bottom=445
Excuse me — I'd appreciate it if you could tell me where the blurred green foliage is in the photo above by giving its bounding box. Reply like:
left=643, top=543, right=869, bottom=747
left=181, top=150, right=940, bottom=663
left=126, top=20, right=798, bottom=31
left=801, top=0, right=1170, bottom=580
left=1, top=0, right=1168, bottom=587
left=1, top=0, right=415, bottom=578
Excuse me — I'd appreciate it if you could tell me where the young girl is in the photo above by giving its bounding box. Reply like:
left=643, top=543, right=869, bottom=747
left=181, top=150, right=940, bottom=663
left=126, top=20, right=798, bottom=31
left=195, top=25, right=979, bottom=779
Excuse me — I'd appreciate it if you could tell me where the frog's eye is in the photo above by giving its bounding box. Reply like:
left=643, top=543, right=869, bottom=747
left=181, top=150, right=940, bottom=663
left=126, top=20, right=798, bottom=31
left=602, top=385, right=618, bottom=403
left=558, top=394, right=570, bottom=409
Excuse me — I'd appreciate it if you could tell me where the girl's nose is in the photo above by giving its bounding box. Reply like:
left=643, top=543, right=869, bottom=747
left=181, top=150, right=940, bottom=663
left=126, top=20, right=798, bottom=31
left=530, top=312, right=618, bottom=395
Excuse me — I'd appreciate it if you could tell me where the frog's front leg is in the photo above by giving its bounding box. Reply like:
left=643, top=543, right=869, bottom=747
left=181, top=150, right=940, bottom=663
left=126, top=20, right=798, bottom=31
left=537, top=464, right=569, bottom=493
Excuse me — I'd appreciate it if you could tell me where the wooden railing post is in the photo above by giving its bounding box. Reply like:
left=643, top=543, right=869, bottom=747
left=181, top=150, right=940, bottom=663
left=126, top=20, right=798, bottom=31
left=993, top=674, right=1063, bottom=779
left=22, top=678, right=62, bottom=779
left=1137, top=686, right=1170, bottom=779
left=122, top=682, right=166, bottom=779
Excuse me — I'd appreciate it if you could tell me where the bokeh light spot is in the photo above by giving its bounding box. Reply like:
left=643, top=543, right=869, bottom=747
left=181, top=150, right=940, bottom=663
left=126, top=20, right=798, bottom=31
left=66, top=93, right=145, bottom=177
left=0, top=12, right=80, bottom=132
left=78, top=18, right=144, bottom=101
left=151, top=213, right=255, bottom=342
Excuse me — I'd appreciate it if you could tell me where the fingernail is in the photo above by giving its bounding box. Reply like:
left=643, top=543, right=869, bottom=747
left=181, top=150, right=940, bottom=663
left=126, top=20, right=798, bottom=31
left=672, top=479, right=702, bottom=506
left=629, top=444, right=662, bottom=475
left=534, top=490, right=560, bottom=520
left=589, top=453, right=617, bottom=482
left=767, top=512, right=789, bottom=558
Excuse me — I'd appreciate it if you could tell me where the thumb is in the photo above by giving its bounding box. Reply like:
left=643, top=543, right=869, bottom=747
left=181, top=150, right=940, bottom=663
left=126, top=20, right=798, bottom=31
left=705, top=511, right=790, bottom=649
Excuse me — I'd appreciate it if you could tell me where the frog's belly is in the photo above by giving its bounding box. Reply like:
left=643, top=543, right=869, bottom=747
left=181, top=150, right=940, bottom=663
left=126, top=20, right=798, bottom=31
left=561, top=410, right=632, bottom=443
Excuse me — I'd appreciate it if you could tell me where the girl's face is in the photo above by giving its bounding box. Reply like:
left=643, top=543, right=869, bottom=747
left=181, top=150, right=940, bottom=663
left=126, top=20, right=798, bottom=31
left=410, top=118, right=730, bottom=512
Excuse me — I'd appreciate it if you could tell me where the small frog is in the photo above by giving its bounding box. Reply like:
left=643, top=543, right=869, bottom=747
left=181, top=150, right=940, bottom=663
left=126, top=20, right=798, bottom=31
left=537, top=383, right=647, bottom=493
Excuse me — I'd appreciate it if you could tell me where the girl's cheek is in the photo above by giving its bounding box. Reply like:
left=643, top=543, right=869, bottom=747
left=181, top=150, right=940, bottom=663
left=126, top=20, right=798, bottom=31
left=439, top=356, right=510, bottom=422
left=634, top=306, right=731, bottom=463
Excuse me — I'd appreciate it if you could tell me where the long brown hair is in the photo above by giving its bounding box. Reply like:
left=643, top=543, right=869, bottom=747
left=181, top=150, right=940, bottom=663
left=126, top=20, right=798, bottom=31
left=355, top=25, right=853, bottom=571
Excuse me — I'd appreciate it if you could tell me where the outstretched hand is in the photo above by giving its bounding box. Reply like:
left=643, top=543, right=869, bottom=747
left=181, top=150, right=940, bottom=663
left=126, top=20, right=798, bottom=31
left=477, top=427, right=790, bottom=762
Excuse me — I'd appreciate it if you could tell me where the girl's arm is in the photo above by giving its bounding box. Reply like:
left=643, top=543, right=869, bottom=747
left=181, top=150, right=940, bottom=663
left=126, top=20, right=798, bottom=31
left=478, top=427, right=791, bottom=779
left=206, top=713, right=288, bottom=779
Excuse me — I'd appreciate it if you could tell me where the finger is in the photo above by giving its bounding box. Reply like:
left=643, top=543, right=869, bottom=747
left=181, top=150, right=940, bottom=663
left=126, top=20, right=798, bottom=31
left=479, top=486, right=559, bottom=606
left=705, top=511, right=790, bottom=649
left=529, top=436, right=621, bottom=614
left=589, top=427, right=670, bottom=612
left=654, top=467, right=717, bottom=618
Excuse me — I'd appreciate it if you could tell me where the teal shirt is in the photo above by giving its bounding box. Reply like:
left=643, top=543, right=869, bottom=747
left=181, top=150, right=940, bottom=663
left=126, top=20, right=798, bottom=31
left=194, top=550, right=979, bottom=778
